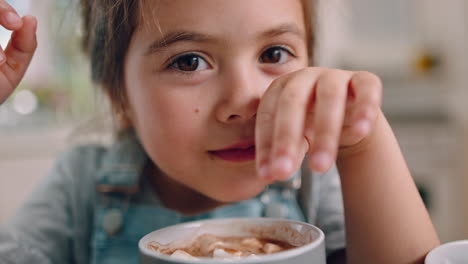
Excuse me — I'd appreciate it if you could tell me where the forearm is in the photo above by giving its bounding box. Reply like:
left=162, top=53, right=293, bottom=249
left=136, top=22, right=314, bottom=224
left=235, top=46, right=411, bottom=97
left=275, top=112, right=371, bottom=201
left=337, top=111, right=439, bottom=264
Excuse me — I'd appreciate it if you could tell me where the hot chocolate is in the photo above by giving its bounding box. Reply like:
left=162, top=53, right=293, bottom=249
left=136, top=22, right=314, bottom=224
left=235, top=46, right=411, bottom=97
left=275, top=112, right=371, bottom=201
left=148, top=234, right=296, bottom=260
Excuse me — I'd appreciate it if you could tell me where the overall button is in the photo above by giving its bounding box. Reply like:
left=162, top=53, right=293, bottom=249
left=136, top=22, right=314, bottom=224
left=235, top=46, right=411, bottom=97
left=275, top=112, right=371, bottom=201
left=264, top=202, right=289, bottom=218
left=103, top=208, right=124, bottom=236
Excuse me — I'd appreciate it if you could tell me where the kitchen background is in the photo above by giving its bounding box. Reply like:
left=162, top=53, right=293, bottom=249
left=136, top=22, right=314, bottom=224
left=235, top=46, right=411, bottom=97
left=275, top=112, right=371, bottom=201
left=0, top=0, right=467, bottom=243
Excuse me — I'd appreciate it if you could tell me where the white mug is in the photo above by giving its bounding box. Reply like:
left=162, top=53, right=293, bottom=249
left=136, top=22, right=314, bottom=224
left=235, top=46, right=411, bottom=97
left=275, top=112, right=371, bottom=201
left=139, top=217, right=326, bottom=264
left=425, top=240, right=468, bottom=264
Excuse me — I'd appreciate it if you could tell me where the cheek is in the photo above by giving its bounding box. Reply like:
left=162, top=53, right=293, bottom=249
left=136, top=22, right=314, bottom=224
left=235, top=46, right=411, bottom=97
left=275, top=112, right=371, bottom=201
left=124, top=56, right=208, bottom=167
left=134, top=93, right=204, bottom=151
left=137, top=90, right=210, bottom=166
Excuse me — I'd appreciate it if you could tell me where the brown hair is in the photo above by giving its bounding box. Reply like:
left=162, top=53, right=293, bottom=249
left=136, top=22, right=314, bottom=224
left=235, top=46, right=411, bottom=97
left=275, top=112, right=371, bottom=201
left=80, top=0, right=315, bottom=130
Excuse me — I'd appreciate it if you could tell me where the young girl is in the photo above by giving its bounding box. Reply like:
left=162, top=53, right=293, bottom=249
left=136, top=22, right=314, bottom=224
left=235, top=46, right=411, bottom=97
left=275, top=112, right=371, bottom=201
left=0, top=0, right=439, bottom=263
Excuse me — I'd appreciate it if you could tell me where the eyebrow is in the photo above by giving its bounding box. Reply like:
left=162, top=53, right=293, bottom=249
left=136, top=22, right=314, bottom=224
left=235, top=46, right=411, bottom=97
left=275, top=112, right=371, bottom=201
left=145, top=23, right=305, bottom=55
left=260, top=23, right=305, bottom=40
left=146, top=31, right=215, bottom=55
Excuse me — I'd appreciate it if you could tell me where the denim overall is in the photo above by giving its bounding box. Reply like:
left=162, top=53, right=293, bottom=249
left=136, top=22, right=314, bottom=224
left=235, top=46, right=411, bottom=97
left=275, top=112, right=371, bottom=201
left=89, top=136, right=306, bottom=264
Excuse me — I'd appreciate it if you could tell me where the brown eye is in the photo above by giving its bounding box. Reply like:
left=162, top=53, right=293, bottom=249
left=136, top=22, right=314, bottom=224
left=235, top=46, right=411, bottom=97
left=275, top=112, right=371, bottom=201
left=170, top=54, right=209, bottom=72
left=260, top=47, right=291, bottom=64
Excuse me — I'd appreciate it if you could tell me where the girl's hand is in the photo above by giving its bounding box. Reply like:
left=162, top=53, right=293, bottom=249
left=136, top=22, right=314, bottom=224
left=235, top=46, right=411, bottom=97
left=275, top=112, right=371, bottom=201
left=0, top=1, right=37, bottom=104
left=256, top=67, right=382, bottom=181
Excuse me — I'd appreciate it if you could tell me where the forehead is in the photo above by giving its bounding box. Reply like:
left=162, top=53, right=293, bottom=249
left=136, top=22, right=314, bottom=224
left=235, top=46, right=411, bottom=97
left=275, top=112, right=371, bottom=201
left=138, top=0, right=306, bottom=38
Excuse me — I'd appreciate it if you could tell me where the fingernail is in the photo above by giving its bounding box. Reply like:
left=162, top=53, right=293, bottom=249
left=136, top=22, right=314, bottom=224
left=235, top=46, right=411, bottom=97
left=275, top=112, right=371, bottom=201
left=29, top=16, right=37, bottom=32
left=310, top=152, right=331, bottom=171
left=272, top=156, right=293, bottom=175
left=5, top=12, right=21, bottom=25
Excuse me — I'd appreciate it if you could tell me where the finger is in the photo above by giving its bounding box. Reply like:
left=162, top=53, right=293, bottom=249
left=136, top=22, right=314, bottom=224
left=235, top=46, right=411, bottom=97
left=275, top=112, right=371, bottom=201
left=0, top=15, right=37, bottom=104
left=3, top=16, right=37, bottom=82
left=270, top=68, right=322, bottom=181
left=307, top=70, right=352, bottom=172
left=256, top=75, right=290, bottom=180
left=0, top=1, right=23, bottom=30
left=342, top=71, right=382, bottom=143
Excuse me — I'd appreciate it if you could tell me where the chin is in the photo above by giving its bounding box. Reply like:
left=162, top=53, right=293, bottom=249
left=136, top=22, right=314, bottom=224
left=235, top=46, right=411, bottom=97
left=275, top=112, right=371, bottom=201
left=193, top=166, right=268, bottom=203
left=210, top=182, right=267, bottom=203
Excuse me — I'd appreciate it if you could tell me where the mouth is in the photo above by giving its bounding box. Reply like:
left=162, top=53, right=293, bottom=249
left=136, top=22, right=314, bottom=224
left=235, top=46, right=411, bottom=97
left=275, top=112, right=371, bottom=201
left=209, top=141, right=256, bottom=162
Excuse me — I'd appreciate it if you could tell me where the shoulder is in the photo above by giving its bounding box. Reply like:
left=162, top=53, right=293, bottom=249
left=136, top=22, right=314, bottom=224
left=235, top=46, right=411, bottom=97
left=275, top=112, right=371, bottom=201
left=54, top=131, right=148, bottom=193
left=31, top=143, right=111, bottom=208
left=59, top=144, right=108, bottom=166
left=53, top=143, right=108, bottom=182
left=54, top=130, right=143, bottom=178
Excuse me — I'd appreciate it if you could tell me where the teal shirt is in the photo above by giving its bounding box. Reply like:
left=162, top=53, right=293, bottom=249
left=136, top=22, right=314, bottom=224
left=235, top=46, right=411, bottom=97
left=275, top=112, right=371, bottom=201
left=0, top=132, right=345, bottom=264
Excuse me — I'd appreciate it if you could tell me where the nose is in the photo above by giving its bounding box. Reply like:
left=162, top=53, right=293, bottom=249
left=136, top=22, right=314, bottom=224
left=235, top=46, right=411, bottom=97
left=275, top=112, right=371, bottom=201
left=215, top=65, right=266, bottom=124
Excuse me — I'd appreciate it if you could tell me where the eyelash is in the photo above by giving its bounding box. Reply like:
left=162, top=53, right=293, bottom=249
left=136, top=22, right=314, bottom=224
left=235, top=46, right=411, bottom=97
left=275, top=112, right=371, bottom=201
left=164, top=45, right=297, bottom=76
left=261, top=45, right=297, bottom=60
left=165, top=52, right=207, bottom=77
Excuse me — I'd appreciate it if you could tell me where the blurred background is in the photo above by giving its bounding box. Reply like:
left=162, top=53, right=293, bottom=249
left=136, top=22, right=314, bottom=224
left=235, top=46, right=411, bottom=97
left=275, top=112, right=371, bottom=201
left=0, top=0, right=467, bottom=243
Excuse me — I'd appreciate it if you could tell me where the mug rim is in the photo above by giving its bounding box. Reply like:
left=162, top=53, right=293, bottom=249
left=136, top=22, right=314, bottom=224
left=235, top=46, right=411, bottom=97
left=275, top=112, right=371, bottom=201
left=138, top=217, right=325, bottom=264
left=425, top=240, right=468, bottom=263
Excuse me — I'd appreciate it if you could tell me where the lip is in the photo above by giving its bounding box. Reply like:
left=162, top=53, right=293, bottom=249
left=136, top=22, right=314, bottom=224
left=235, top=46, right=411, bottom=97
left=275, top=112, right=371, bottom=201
left=209, top=140, right=256, bottom=162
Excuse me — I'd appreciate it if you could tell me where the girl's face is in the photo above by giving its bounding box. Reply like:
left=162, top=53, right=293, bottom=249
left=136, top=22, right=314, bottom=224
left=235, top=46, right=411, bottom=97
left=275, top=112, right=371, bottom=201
left=124, top=0, right=309, bottom=202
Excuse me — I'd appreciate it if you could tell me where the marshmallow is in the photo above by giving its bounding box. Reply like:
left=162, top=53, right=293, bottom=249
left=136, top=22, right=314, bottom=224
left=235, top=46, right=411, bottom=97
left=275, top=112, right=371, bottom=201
left=170, top=250, right=198, bottom=260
